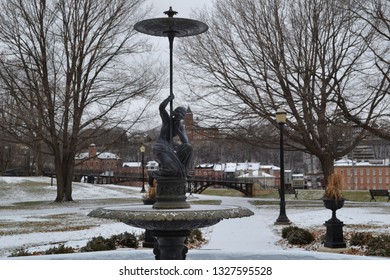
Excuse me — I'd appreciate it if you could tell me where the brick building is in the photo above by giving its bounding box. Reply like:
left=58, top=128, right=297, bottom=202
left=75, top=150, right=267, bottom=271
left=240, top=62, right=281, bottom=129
left=184, top=107, right=219, bottom=141
left=334, top=158, right=390, bottom=190
left=74, top=143, right=121, bottom=175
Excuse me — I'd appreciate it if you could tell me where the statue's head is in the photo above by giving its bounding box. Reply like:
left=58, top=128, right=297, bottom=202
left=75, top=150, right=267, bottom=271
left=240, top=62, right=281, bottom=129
left=173, top=106, right=186, bottom=120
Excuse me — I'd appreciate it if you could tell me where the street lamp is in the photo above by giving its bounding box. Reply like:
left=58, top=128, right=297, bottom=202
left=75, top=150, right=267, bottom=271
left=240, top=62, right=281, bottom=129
left=140, top=145, right=146, bottom=193
left=275, top=108, right=291, bottom=224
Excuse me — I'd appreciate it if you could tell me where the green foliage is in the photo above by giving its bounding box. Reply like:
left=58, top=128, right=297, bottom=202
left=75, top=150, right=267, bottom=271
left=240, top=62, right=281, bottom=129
left=282, top=226, right=314, bottom=245
left=81, top=232, right=139, bottom=252
left=44, top=244, right=75, bottom=254
left=9, top=248, right=31, bottom=257
left=9, top=232, right=140, bottom=257
left=349, top=232, right=373, bottom=247
left=81, top=236, right=116, bottom=252
left=366, top=235, right=390, bottom=257
left=112, top=232, right=138, bottom=249
left=281, top=226, right=300, bottom=239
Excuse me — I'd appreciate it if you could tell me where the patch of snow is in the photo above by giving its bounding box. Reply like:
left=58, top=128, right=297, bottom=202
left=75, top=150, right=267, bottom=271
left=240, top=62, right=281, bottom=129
left=0, top=176, right=389, bottom=260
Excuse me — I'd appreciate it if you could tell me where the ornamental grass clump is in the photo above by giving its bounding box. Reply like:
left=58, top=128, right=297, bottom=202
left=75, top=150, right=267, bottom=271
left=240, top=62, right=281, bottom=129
left=143, top=178, right=157, bottom=203
left=323, top=173, right=343, bottom=200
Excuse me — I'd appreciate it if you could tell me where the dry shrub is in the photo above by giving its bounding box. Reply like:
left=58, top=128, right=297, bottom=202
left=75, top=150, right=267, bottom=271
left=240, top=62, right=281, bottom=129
left=324, top=173, right=343, bottom=200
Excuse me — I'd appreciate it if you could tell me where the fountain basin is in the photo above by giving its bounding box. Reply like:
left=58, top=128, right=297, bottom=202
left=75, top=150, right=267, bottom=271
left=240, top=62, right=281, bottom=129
left=88, top=204, right=253, bottom=260
left=88, top=204, right=254, bottom=231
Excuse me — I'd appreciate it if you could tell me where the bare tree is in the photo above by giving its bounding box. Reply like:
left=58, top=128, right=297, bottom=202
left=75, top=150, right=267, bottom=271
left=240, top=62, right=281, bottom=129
left=0, top=0, right=161, bottom=201
left=337, top=1, right=390, bottom=140
left=178, top=0, right=385, bottom=182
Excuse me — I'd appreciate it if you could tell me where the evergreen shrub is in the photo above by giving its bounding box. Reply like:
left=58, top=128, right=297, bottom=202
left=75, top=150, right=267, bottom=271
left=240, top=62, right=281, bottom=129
left=349, top=232, right=373, bottom=247
left=282, top=226, right=314, bottom=245
left=112, top=232, right=138, bottom=248
left=81, top=236, right=116, bottom=252
left=366, top=234, right=390, bottom=257
left=45, top=244, right=75, bottom=254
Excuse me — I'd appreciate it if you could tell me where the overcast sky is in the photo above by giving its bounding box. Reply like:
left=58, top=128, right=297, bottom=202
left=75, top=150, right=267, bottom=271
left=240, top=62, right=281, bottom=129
left=131, top=0, right=213, bottom=130
left=147, top=0, right=211, bottom=18
left=143, top=0, right=212, bottom=51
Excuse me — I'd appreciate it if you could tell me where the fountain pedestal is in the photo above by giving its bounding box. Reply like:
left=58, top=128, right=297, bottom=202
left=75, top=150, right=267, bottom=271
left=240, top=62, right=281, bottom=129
left=152, top=230, right=189, bottom=260
left=153, top=177, right=190, bottom=209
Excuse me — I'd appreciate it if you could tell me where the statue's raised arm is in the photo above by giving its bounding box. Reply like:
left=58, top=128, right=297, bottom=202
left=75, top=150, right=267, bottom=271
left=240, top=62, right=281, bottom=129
left=156, top=95, right=174, bottom=145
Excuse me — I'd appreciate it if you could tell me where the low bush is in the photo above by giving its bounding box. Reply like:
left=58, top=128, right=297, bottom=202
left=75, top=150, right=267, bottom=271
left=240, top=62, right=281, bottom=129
left=349, top=232, right=373, bottom=247
left=282, top=226, right=314, bottom=245
left=81, top=232, right=139, bottom=252
left=112, top=232, right=138, bottom=249
left=366, top=234, right=390, bottom=257
left=9, top=248, right=31, bottom=257
left=9, top=232, right=140, bottom=257
left=45, top=244, right=75, bottom=254
left=81, top=236, right=116, bottom=252
left=281, top=226, right=300, bottom=239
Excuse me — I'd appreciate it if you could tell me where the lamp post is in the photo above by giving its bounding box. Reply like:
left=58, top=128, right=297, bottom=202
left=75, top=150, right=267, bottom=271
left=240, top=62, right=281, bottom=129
left=140, top=145, right=146, bottom=193
left=275, top=108, right=291, bottom=224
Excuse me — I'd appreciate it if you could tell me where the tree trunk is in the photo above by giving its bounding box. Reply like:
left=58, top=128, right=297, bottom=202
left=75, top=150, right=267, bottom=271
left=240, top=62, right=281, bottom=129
left=54, top=168, right=74, bottom=202
left=318, top=155, right=335, bottom=187
left=54, top=162, right=65, bottom=202
left=64, top=160, right=74, bottom=201
left=54, top=151, right=74, bottom=202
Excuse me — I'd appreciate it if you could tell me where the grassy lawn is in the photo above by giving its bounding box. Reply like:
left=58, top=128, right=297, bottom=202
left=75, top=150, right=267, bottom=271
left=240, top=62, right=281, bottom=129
left=200, top=188, right=246, bottom=197
left=201, top=187, right=386, bottom=203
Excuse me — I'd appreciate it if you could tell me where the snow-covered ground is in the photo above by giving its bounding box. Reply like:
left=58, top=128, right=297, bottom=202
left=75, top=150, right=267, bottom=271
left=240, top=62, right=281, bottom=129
left=0, top=176, right=389, bottom=260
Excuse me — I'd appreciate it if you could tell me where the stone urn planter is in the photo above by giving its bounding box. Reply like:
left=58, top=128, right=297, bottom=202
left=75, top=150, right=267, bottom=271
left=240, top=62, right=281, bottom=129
left=322, top=173, right=346, bottom=249
left=323, top=197, right=344, bottom=223
left=322, top=198, right=346, bottom=248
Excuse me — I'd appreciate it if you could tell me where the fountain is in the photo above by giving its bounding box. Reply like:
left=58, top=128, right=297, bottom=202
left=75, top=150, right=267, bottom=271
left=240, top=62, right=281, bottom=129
left=88, top=8, right=254, bottom=260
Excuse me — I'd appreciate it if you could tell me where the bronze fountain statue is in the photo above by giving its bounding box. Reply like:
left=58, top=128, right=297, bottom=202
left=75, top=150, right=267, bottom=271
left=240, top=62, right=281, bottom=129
left=89, top=8, right=253, bottom=260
